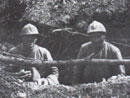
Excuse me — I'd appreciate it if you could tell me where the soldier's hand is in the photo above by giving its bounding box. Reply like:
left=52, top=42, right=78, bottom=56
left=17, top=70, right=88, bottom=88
left=18, top=69, right=32, bottom=79
left=118, top=73, right=125, bottom=77
left=84, top=53, right=95, bottom=60
left=34, top=78, right=46, bottom=85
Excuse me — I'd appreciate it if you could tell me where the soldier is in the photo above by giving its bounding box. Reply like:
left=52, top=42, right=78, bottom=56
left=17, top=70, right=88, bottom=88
left=9, top=23, right=59, bottom=85
left=73, top=21, right=125, bottom=84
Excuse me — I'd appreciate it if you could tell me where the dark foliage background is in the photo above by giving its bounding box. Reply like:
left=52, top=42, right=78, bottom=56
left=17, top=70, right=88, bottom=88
left=0, top=0, right=130, bottom=92
left=0, top=0, right=130, bottom=58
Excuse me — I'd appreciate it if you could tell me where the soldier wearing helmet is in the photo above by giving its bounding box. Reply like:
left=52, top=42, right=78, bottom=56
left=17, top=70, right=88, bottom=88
left=8, top=23, right=59, bottom=85
left=72, top=21, right=125, bottom=84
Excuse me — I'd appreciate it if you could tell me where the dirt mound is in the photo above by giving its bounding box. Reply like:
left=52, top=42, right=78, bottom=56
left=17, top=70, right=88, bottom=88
left=28, top=75, right=130, bottom=98
left=0, top=68, right=130, bottom=98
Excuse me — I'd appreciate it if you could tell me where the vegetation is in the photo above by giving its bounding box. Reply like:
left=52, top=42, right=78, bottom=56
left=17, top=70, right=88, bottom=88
left=0, top=0, right=130, bottom=97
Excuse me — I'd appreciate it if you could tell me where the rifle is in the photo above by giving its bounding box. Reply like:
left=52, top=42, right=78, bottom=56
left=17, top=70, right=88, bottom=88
left=0, top=52, right=130, bottom=68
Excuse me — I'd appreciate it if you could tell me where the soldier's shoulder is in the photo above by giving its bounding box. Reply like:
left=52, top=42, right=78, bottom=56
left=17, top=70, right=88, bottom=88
left=81, top=41, right=92, bottom=48
left=36, top=45, right=50, bottom=53
left=8, top=44, right=22, bottom=53
left=105, top=41, right=120, bottom=52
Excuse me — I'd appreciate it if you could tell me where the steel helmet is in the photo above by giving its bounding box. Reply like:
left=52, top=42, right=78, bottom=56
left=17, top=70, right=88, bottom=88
left=21, top=23, right=39, bottom=35
left=87, top=21, right=106, bottom=34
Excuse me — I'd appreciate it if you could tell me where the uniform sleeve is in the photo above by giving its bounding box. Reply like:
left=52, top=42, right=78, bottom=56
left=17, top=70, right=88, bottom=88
left=8, top=47, right=17, bottom=54
left=8, top=45, right=23, bottom=56
left=43, top=50, right=59, bottom=85
left=72, top=46, right=86, bottom=84
left=113, top=48, right=126, bottom=75
left=8, top=46, right=23, bottom=72
left=77, top=45, right=86, bottom=59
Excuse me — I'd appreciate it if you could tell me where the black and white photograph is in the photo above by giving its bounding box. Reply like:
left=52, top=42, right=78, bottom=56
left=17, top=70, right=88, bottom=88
left=0, top=0, right=130, bottom=98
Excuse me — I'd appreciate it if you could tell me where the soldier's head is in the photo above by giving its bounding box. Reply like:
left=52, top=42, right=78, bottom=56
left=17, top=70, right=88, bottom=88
left=87, top=21, right=106, bottom=46
left=21, top=23, right=39, bottom=48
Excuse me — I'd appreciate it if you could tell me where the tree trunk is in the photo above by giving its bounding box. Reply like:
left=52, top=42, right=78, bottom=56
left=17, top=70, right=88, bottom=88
left=0, top=53, right=130, bottom=68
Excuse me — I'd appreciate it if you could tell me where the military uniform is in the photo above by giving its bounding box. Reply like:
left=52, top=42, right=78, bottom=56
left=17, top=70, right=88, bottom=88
left=73, top=21, right=125, bottom=84
left=8, top=23, right=59, bottom=85
left=9, top=43, right=59, bottom=85
left=73, top=41, right=125, bottom=83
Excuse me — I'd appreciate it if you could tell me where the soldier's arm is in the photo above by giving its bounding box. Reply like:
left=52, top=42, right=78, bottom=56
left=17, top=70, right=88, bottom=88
left=113, top=48, right=126, bottom=75
left=7, top=47, right=20, bottom=72
left=72, top=46, right=86, bottom=84
left=42, top=50, right=59, bottom=85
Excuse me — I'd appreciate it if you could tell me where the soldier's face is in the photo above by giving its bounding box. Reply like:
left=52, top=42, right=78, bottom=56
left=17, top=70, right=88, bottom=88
left=22, top=35, right=37, bottom=48
left=88, top=32, right=105, bottom=45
